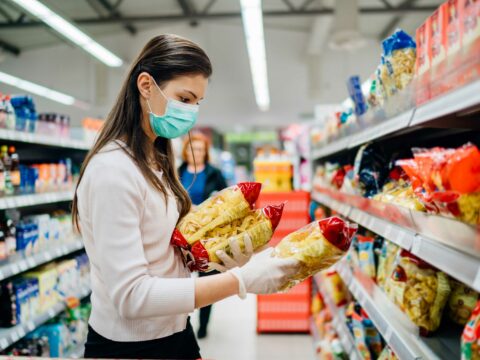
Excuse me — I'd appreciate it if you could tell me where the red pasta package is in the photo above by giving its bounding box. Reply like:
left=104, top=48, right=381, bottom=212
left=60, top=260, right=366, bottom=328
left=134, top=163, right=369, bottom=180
left=397, top=144, right=480, bottom=224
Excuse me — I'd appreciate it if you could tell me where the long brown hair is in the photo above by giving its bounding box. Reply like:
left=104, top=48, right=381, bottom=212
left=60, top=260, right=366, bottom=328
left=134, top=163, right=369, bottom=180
left=72, top=34, right=212, bottom=231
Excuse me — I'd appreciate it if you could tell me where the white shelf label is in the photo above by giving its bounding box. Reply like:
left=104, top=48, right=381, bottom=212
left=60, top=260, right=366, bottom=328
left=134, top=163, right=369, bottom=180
left=55, top=248, right=62, bottom=257
left=11, top=330, right=19, bottom=342
left=27, top=257, right=36, bottom=267
left=412, top=237, right=422, bottom=255
left=0, top=338, right=8, bottom=349
left=10, top=263, right=19, bottom=274
left=27, top=322, right=35, bottom=331
left=47, top=308, right=56, bottom=318
left=19, top=261, right=27, bottom=271
left=383, top=225, right=392, bottom=239
left=384, top=326, right=393, bottom=342
left=18, top=327, right=26, bottom=338
left=473, top=268, right=480, bottom=292
left=44, top=252, right=52, bottom=261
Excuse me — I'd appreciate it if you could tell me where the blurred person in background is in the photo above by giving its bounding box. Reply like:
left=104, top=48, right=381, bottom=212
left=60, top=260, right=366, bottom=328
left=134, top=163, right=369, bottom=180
left=178, top=132, right=227, bottom=339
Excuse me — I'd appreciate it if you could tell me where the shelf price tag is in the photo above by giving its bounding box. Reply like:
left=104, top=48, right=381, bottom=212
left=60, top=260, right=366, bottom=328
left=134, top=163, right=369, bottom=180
left=19, top=261, right=27, bottom=271
left=383, top=225, right=392, bottom=239
left=473, top=268, right=480, bottom=292
left=10, top=263, right=19, bottom=275
left=412, top=237, right=422, bottom=255
left=0, top=338, right=8, bottom=350
left=27, top=322, right=35, bottom=331
left=384, top=326, right=393, bottom=342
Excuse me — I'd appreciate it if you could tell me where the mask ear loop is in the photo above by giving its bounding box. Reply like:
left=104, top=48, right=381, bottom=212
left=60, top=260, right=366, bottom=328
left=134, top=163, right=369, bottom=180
left=186, top=131, right=197, bottom=191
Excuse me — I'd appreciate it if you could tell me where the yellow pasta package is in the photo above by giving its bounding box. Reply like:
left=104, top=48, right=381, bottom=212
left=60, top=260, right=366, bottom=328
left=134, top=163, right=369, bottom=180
left=386, top=250, right=451, bottom=334
left=189, top=204, right=284, bottom=271
left=173, top=182, right=261, bottom=246
left=273, top=216, right=357, bottom=289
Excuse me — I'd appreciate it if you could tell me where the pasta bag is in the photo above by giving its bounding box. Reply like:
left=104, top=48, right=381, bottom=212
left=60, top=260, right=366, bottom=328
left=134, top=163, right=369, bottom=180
left=273, top=216, right=357, bottom=289
left=462, top=300, right=480, bottom=360
left=172, top=182, right=261, bottom=246
left=189, top=204, right=284, bottom=271
left=386, top=250, right=451, bottom=334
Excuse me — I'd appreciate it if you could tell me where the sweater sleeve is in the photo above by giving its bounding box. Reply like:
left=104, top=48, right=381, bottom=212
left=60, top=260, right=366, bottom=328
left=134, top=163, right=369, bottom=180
left=85, top=164, right=195, bottom=320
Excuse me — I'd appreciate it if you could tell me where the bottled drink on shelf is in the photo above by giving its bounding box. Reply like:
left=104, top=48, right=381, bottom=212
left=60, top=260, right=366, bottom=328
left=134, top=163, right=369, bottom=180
left=2, top=145, right=14, bottom=196
left=9, top=146, right=20, bottom=194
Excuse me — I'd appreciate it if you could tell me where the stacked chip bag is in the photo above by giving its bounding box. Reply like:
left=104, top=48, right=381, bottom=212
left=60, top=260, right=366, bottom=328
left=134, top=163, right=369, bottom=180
left=379, top=29, right=416, bottom=99
left=462, top=300, right=480, bottom=360
left=385, top=250, right=451, bottom=334
left=273, top=216, right=357, bottom=289
left=170, top=182, right=286, bottom=271
left=189, top=204, right=284, bottom=271
left=397, top=143, right=480, bottom=224
left=448, top=280, right=479, bottom=326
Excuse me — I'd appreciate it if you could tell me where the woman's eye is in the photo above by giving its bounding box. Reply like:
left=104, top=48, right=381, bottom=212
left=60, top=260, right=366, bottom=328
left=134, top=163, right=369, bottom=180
left=180, top=97, right=190, bottom=103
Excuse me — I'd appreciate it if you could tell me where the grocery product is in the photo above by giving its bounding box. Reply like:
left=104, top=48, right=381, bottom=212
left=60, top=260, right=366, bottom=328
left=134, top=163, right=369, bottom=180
left=353, top=143, right=389, bottom=198
left=24, top=265, right=59, bottom=313
left=398, top=144, right=480, bottom=224
left=173, top=182, right=261, bottom=246
left=357, top=235, right=377, bottom=281
left=363, top=310, right=383, bottom=358
left=352, top=310, right=372, bottom=360
left=448, top=280, right=479, bottom=325
left=273, top=216, right=357, bottom=289
left=386, top=250, right=451, bottom=333
left=378, top=346, right=399, bottom=360
left=347, top=75, right=368, bottom=116
left=377, top=241, right=400, bottom=289
left=374, top=179, right=426, bottom=211
left=462, top=300, right=480, bottom=360
left=379, top=29, right=417, bottom=98
left=184, top=204, right=284, bottom=271
left=323, top=270, right=349, bottom=307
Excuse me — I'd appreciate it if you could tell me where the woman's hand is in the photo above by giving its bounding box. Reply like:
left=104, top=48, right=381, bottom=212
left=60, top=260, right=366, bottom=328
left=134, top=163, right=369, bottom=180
left=228, top=247, right=300, bottom=298
left=208, top=234, right=254, bottom=272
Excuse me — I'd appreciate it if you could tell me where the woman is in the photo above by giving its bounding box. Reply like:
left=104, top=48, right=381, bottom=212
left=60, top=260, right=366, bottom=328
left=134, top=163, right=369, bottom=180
left=73, top=34, right=299, bottom=360
left=178, top=132, right=227, bottom=339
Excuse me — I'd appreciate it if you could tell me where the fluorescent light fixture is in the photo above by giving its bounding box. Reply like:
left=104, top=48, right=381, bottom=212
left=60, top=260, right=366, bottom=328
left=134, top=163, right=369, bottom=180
left=0, top=71, right=76, bottom=105
left=10, top=0, right=123, bottom=67
left=240, top=0, right=270, bottom=111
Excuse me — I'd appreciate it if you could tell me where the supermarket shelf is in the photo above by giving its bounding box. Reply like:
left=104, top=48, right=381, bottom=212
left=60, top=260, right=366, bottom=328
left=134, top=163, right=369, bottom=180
left=335, top=260, right=449, bottom=360
left=412, top=79, right=480, bottom=126
left=0, top=239, right=84, bottom=281
left=311, top=79, right=480, bottom=160
left=312, top=189, right=480, bottom=293
left=315, top=276, right=361, bottom=360
left=0, top=128, right=91, bottom=150
left=0, top=285, right=91, bottom=351
left=0, top=190, right=73, bottom=210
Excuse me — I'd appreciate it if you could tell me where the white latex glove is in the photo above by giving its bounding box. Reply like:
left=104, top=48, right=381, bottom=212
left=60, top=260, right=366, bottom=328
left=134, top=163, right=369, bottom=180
left=208, top=233, right=254, bottom=272
left=228, top=247, right=300, bottom=299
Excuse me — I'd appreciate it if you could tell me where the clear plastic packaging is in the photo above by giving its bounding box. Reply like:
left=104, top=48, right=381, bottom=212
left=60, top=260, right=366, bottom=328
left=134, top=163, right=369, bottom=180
left=273, top=216, right=357, bottom=289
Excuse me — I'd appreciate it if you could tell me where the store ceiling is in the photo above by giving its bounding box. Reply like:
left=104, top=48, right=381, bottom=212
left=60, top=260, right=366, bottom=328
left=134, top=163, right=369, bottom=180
left=0, top=0, right=444, bottom=56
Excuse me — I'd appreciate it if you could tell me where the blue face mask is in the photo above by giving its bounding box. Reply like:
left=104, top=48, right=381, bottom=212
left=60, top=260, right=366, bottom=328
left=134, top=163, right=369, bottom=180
left=146, top=78, right=199, bottom=139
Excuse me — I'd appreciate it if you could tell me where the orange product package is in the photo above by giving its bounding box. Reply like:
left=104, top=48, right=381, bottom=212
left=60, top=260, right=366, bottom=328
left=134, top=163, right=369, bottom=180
left=415, top=19, right=432, bottom=105
left=460, top=0, right=480, bottom=84
left=430, top=4, right=449, bottom=97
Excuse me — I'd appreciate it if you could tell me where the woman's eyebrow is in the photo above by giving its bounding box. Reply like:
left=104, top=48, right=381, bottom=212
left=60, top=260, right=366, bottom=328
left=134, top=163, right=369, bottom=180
left=184, top=89, right=203, bottom=101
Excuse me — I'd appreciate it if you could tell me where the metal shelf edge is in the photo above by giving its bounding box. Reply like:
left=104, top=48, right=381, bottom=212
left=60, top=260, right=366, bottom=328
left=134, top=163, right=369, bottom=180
left=0, top=286, right=91, bottom=351
left=0, top=239, right=84, bottom=281
left=0, top=191, right=74, bottom=210
left=0, top=129, right=91, bottom=151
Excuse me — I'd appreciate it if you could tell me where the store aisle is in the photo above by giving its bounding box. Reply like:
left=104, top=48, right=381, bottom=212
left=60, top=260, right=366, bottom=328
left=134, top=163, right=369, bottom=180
left=191, top=295, right=315, bottom=360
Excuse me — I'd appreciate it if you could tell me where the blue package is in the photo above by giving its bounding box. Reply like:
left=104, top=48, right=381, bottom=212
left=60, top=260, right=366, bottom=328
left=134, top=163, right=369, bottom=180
left=382, top=29, right=416, bottom=56
left=347, top=76, right=368, bottom=116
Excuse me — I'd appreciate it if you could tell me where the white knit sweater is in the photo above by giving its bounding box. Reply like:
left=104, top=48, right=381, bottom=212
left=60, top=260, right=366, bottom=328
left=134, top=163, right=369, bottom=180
left=76, top=141, right=194, bottom=341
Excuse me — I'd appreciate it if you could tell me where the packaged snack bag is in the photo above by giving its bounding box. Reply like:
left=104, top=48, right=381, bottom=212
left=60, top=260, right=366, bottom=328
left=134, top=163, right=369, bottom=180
left=174, top=204, right=283, bottom=272
left=357, top=235, right=377, bottom=281
left=386, top=250, right=451, bottom=333
left=415, top=19, right=432, bottom=105
left=190, top=204, right=284, bottom=271
left=352, top=310, right=372, bottom=360
left=449, top=280, right=479, bottom=325
left=174, top=182, right=261, bottom=245
left=363, top=310, right=383, bottom=358
left=354, top=144, right=389, bottom=198
left=378, top=346, right=399, bottom=360
left=374, top=180, right=426, bottom=212
left=380, top=29, right=417, bottom=98
left=462, top=300, right=480, bottom=360
left=376, top=241, right=400, bottom=289
left=398, top=144, right=480, bottom=224
left=323, top=270, right=349, bottom=307
left=273, top=217, right=357, bottom=289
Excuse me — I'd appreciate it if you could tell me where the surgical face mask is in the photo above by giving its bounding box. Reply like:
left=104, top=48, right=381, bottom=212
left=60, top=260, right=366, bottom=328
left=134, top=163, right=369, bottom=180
left=146, top=78, right=199, bottom=139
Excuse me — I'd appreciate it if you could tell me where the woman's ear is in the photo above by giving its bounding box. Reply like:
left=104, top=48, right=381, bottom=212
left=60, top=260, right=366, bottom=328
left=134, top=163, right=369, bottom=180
left=137, top=72, right=152, bottom=99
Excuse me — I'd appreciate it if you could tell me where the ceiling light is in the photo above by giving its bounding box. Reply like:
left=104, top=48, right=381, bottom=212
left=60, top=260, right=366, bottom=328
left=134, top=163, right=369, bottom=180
left=0, top=70, right=79, bottom=106
left=240, top=0, right=270, bottom=112
left=9, top=0, right=123, bottom=67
